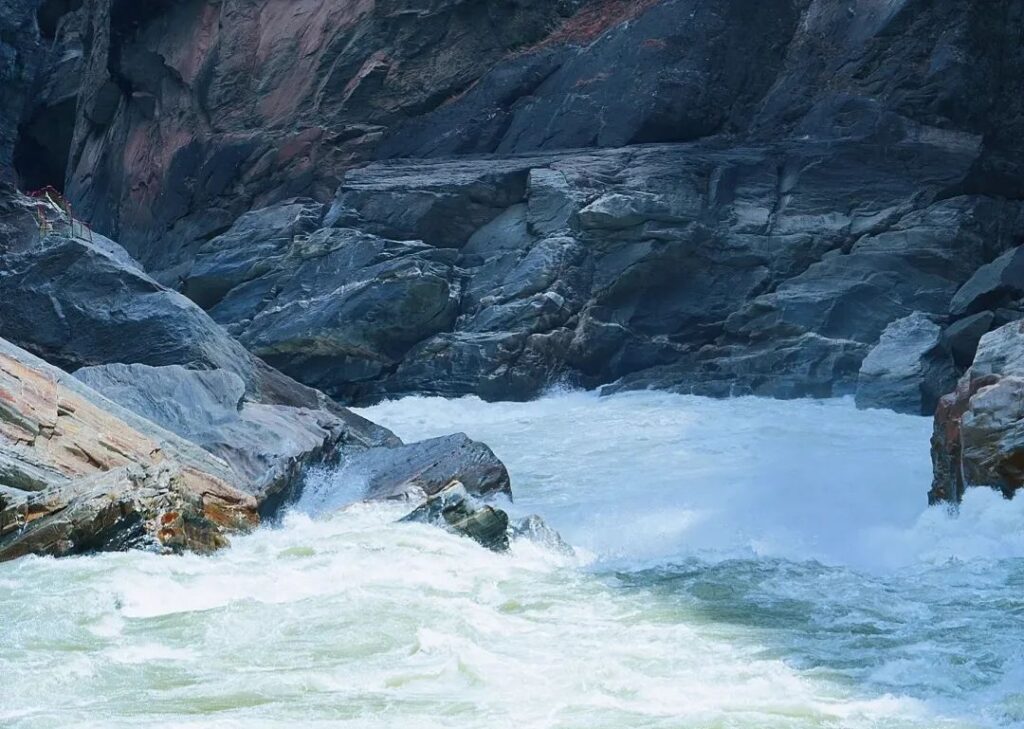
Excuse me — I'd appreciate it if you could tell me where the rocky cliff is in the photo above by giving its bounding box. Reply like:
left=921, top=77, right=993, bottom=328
left=4, top=0, right=1024, bottom=512
left=11, top=0, right=1021, bottom=416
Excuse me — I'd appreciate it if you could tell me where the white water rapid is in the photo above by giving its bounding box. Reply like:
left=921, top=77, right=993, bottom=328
left=2, top=390, right=1023, bottom=728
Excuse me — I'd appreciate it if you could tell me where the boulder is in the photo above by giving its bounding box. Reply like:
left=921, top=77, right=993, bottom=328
left=400, top=481, right=510, bottom=552
left=0, top=336, right=258, bottom=562
left=943, top=311, right=997, bottom=369
left=949, top=246, right=1024, bottom=318
left=511, top=514, right=574, bottom=554
left=350, top=434, right=511, bottom=502
left=855, top=313, right=956, bottom=416
left=931, top=321, right=1024, bottom=504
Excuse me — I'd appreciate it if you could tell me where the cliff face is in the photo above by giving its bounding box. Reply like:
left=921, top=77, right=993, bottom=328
left=30, top=0, right=1021, bottom=280
left=39, top=0, right=589, bottom=278
left=4, top=1, right=1024, bottom=503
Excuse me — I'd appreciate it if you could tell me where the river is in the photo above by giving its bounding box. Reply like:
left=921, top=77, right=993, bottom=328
left=2, top=391, right=1023, bottom=728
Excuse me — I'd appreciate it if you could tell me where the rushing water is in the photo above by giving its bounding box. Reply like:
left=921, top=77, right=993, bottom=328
left=2, top=391, right=1024, bottom=728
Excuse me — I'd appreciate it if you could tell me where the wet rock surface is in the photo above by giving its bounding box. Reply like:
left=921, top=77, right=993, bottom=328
left=398, top=481, right=572, bottom=553
left=401, top=481, right=510, bottom=552
left=931, top=322, right=1024, bottom=504
left=0, top=184, right=522, bottom=557
left=4, top=0, right=1024, bottom=513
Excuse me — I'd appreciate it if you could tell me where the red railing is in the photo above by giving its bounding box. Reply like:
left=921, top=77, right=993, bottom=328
left=27, top=186, right=94, bottom=243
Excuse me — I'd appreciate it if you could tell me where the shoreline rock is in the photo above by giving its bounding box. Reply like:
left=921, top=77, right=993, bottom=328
left=0, top=337, right=258, bottom=561
left=931, top=322, right=1024, bottom=505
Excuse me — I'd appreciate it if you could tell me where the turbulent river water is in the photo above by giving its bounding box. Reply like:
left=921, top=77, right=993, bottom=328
left=3, top=391, right=1024, bottom=728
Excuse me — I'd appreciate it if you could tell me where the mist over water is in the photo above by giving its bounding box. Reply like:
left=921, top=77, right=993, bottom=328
left=3, top=391, right=1024, bottom=728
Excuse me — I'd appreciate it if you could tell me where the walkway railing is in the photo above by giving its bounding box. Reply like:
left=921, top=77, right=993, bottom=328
left=27, top=186, right=94, bottom=243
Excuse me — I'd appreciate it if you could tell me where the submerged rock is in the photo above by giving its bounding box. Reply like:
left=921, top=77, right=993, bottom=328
left=397, top=481, right=572, bottom=553
left=511, top=514, right=575, bottom=555
left=0, top=337, right=257, bottom=561
left=401, top=481, right=510, bottom=552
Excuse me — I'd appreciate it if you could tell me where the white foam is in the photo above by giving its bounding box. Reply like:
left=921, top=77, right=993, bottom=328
left=0, top=390, right=1018, bottom=728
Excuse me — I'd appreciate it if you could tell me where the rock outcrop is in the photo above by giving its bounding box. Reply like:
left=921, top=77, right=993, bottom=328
left=0, top=0, right=44, bottom=185
left=931, top=322, right=1024, bottom=504
left=5, top=0, right=1024, bottom=413
left=0, top=336, right=258, bottom=561
left=8, top=0, right=1024, bottom=514
left=178, top=137, right=1024, bottom=407
left=855, top=313, right=955, bottom=415
left=0, top=184, right=520, bottom=557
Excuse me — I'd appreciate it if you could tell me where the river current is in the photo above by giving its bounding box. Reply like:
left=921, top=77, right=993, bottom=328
left=2, top=390, right=1023, bottom=728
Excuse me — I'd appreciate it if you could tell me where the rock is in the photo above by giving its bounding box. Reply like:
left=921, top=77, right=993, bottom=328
left=198, top=227, right=464, bottom=397
left=177, top=137, right=1024, bottom=410
left=0, top=0, right=43, bottom=184
left=52, top=0, right=581, bottom=278
left=931, top=321, right=1024, bottom=504
left=855, top=313, right=956, bottom=416
left=943, top=311, right=997, bottom=369
left=182, top=198, right=325, bottom=309
left=950, top=246, right=1024, bottom=318
left=12, top=0, right=1024, bottom=417
left=349, top=434, right=511, bottom=502
left=13, top=1, right=84, bottom=191
left=0, top=336, right=258, bottom=561
left=511, top=514, right=574, bottom=554
left=400, top=481, right=510, bottom=551
left=0, top=185, right=409, bottom=518
left=74, top=363, right=355, bottom=511
left=12, top=0, right=1017, bottom=279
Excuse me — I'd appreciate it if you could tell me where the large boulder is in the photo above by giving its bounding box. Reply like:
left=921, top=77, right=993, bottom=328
left=949, top=245, right=1024, bottom=318
left=931, top=322, right=1024, bottom=504
left=0, top=186, right=524, bottom=525
left=0, top=336, right=258, bottom=561
left=299, top=433, right=511, bottom=515
left=855, top=313, right=956, bottom=416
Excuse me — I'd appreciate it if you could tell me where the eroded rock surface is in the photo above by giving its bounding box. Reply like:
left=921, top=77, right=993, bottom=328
left=931, top=322, right=1024, bottom=504
left=180, top=136, right=1024, bottom=405
left=0, top=337, right=258, bottom=561
left=4, top=0, right=1023, bottom=413
left=0, top=184, right=518, bottom=552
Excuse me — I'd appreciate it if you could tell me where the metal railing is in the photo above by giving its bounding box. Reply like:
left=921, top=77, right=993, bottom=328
left=27, top=186, right=94, bottom=243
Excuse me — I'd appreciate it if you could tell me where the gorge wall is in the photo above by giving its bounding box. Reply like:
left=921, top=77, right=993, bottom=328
left=4, top=0, right=1024, bottom=506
